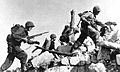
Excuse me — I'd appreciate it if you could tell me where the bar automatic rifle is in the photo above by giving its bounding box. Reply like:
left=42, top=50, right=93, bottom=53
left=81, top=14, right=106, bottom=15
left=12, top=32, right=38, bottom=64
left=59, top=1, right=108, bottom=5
left=27, top=31, right=49, bottom=40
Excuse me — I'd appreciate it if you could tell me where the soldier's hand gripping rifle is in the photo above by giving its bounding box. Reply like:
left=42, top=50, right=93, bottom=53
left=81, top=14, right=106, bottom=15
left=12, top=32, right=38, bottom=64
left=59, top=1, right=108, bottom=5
left=27, top=31, right=49, bottom=40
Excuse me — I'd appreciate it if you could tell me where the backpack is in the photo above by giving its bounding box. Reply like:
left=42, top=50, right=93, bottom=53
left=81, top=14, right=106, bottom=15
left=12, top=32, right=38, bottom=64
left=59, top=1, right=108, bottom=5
left=11, top=24, right=21, bottom=33
left=11, top=24, right=27, bottom=41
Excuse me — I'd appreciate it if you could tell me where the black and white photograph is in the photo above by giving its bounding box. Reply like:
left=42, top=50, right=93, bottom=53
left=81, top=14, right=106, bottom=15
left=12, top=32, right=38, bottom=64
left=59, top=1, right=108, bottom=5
left=0, top=0, right=120, bottom=72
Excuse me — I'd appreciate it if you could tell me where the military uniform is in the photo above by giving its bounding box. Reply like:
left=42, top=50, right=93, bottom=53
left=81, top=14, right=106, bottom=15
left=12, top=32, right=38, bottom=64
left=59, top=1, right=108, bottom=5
left=72, top=6, right=107, bottom=52
left=0, top=21, right=39, bottom=72
left=0, top=30, right=28, bottom=72
left=97, top=23, right=113, bottom=62
left=97, top=22, right=118, bottom=61
left=39, top=34, right=58, bottom=59
left=77, top=11, right=105, bottom=46
left=45, top=39, right=55, bottom=50
left=96, top=22, right=120, bottom=71
left=60, top=10, right=79, bottom=44
left=60, top=25, right=79, bottom=45
left=42, top=34, right=56, bottom=50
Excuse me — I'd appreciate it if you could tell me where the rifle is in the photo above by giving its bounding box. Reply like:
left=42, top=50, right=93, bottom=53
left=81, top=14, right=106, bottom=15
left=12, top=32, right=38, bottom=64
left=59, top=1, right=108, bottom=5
left=34, top=46, right=76, bottom=56
left=27, top=31, right=49, bottom=40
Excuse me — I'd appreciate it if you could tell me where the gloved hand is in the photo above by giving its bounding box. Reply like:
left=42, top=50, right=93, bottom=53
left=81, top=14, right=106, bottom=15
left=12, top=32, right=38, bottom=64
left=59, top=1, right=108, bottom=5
left=34, top=41, right=40, bottom=45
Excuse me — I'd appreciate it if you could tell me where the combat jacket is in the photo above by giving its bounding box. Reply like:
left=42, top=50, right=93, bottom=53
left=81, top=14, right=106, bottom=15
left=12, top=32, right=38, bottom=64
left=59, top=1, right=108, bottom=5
left=43, top=39, right=55, bottom=50
left=80, top=11, right=106, bottom=31
left=6, top=34, right=13, bottom=48
left=7, top=26, right=36, bottom=52
left=12, top=26, right=28, bottom=46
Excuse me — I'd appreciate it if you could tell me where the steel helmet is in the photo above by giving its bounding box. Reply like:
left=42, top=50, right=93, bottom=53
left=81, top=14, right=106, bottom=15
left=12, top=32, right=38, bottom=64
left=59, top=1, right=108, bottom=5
left=93, top=5, right=101, bottom=13
left=25, top=21, right=35, bottom=28
left=50, top=34, right=56, bottom=39
left=78, top=13, right=83, bottom=17
left=59, top=35, right=69, bottom=42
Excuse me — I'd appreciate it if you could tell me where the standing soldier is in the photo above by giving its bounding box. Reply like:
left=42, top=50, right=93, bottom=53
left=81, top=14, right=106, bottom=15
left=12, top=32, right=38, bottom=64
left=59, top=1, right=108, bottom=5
left=0, top=21, right=40, bottom=72
left=60, top=10, right=79, bottom=45
left=71, top=6, right=107, bottom=52
left=44, top=34, right=57, bottom=51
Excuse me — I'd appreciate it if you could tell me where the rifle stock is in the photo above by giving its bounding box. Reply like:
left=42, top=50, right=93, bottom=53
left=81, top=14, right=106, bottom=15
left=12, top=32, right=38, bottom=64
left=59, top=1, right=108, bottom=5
left=27, top=31, right=49, bottom=39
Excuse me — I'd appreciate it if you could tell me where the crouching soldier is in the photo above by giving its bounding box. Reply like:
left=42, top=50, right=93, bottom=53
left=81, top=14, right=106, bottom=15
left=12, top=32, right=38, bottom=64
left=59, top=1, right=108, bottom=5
left=0, top=21, right=39, bottom=72
left=97, top=22, right=117, bottom=65
left=98, top=21, right=120, bottom=71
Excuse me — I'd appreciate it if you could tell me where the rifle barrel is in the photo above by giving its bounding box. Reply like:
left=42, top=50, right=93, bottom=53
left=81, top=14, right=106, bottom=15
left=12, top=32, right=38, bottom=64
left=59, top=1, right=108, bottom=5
left=35, top=46, right=74, bottom=56
left=27, top=32, right=49, bottom=39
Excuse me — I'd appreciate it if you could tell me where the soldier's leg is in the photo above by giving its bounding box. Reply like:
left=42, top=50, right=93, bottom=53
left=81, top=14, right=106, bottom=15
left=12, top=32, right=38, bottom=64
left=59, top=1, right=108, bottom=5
left=0, top=53, right=15, bottom=72
left=70, top=31, right=87, bottom=52
left=77, top=30, right=88, bottom=44
left=89, top=31, right=101, bottom=46
left=16, top=51, right=28, bottom=72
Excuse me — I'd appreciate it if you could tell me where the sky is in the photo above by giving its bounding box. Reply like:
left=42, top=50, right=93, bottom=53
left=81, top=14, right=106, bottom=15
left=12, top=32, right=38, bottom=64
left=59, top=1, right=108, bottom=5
left=0, top=0, right=120, bottom=70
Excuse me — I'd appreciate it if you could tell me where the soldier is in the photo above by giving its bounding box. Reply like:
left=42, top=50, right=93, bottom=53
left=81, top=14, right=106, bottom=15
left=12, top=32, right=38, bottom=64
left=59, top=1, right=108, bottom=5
left=97, top=22, right=117, bottom=65
left=59, top=10, right=79, bottom=45
left=71, top=5, right=107, bottom=52
left=45, top=34, right=56, bottom=50
left=98, top=22, right=120, bottom=71
left=0, top=21, right=40, bottom=72
left=33, top=34, right=58, bottom=59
